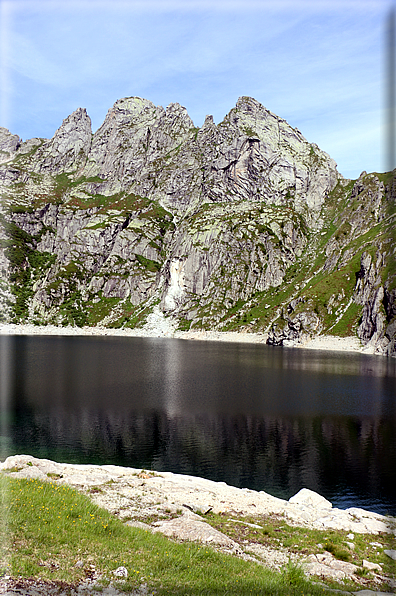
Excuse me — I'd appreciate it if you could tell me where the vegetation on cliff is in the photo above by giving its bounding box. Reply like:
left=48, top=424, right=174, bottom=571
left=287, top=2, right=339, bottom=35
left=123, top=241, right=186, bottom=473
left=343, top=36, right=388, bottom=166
left=0, top=96, right=394, bottom=355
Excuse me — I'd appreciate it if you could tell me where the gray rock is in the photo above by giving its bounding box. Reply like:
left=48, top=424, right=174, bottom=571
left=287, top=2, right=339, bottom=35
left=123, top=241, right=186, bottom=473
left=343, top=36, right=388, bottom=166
left=384, top=549, right=396, bottom=560
left=362, top=559, right=382, bottom=572
left=182, top=502, right=212, bottom=514
left=152, top=514, right=238, bottom=547
left=0, top=127, right=21, bottom=163
left=351, top=590, right=389, bottom=596
left=303, top=551, right=358, bottom=581
left=34, top=108, right=92, bottom=174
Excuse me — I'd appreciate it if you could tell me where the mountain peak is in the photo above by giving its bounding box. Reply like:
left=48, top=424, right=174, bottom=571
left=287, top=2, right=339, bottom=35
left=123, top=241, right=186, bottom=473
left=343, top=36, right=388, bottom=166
left=0, top=96, right=393, bottom=357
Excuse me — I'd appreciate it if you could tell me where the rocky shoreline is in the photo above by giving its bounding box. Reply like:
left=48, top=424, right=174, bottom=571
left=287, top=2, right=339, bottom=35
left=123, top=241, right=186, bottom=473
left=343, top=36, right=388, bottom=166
left=1, top=455, right=395, bottom=595
left=0, top=322, right=378, bottom=357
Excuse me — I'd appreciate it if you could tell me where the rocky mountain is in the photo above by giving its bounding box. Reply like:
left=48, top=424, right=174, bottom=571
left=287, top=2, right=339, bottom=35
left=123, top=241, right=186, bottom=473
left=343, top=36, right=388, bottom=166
left=0, top=96, right=395, bottom=356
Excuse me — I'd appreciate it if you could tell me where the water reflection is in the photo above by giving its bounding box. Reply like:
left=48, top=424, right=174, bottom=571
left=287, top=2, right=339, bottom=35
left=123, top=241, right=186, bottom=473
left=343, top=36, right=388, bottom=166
left=280, top=346, right=396, bottom=377
left=1, top=335, right=396, bottom=514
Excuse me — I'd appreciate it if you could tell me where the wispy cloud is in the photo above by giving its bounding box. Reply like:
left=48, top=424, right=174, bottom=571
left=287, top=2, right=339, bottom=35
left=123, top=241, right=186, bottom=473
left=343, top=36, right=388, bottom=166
left=0, top=0, right=394, bottom=177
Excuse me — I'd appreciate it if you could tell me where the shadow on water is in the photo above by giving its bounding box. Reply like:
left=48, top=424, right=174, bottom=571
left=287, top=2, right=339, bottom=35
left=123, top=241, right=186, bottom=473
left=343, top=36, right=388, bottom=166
left=1, top=334, right=396, bottom=515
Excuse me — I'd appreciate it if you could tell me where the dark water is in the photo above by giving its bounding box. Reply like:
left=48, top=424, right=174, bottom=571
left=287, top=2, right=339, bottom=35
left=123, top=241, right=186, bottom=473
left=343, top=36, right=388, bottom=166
left=1, top=334, right=395, bottom=515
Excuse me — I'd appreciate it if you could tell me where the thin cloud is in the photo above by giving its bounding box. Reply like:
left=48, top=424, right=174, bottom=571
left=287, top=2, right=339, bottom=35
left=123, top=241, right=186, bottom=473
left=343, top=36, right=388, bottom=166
left=0, top=0, right=393, bottom=177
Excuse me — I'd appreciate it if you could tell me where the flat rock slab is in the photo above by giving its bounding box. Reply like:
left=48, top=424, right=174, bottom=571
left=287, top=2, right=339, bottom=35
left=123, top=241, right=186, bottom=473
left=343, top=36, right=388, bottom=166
left=152, top=514, right=238, bottom=548
left=244, top=543, right=299, bottom=570
left=2, top=455, right=396, bottom=594
left=304, top=552, right=358, bottom=581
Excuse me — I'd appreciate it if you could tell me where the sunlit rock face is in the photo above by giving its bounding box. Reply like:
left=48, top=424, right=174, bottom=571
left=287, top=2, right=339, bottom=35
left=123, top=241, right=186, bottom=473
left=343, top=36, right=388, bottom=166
left=0, top=96, right=394, bottom=356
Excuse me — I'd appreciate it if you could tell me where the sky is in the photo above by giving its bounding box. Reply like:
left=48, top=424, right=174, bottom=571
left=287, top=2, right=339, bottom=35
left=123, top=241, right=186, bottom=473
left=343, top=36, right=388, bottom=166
left=0, top=0, right=395, bottom=180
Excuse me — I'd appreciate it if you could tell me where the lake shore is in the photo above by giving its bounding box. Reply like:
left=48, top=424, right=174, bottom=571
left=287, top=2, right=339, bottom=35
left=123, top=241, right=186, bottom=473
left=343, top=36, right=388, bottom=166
left=2, top=454, right=394, bottom=536
left=1, top=454, right=395, bottom=593
left=0, top=322, right=377, bottom=356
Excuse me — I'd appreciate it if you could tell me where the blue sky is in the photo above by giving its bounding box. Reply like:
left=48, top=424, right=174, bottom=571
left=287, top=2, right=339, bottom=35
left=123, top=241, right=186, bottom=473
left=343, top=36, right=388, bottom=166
left=0, top=0, right=394, bottom=179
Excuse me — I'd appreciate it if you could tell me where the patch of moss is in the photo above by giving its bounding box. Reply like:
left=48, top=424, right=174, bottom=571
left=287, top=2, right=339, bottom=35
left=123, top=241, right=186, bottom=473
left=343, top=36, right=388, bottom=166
left=70, top=175, right=104, bottom=187
left=136, top=254, right=161, bottom=273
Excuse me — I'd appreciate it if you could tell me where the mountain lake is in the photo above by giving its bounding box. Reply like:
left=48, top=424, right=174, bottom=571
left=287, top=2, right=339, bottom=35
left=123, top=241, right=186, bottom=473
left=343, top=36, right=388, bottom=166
left=1, top=334, right=395, bottom=516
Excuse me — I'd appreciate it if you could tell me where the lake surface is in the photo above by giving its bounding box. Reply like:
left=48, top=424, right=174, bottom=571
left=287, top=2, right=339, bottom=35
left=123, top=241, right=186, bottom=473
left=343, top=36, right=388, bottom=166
left=1, top=334, right=395, bottom=515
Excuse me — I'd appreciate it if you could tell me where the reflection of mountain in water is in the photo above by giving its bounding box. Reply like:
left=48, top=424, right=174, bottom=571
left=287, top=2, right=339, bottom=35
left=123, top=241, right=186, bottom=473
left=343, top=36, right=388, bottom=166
left=11, top=405, right=396, bottom=515
left=3, top=334, right=396, bottom=515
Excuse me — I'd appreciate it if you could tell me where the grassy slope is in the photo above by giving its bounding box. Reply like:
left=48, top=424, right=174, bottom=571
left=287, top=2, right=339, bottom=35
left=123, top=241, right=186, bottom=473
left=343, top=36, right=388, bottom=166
left=1, top=475, right=333, bottom=596
left=1, top=475, right=394, bottom=594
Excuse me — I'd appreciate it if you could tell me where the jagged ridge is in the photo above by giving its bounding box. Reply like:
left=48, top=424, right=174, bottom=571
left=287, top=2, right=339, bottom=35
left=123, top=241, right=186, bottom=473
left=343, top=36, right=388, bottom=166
left=0, top=96, right=395, bottom=356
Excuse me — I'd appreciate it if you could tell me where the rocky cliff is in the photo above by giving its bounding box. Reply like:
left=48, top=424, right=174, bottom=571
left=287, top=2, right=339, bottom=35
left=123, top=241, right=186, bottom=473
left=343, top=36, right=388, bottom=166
left=0, top=96, right=395, bottom=356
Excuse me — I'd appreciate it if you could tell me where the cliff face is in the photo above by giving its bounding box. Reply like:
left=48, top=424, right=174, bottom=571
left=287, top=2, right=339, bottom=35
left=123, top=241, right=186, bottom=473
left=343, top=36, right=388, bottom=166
left=0, top=96, right=395, bottom=355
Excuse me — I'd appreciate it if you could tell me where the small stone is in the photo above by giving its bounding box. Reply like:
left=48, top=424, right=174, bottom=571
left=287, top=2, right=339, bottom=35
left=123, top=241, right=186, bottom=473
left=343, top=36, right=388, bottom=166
left=362, top=559, right=382, bottom=572
left=183, top=503, right=212, bottom=515
left=346, top=542, right=355, bottom=550
left=347, top=533, right=354, bottom=540
left=384, top=549, right=396, bottom=560
left=75, top=560, right=84, bottom=568
left=113, top=566, right=128, bottom=577
left=369, top=541, right=382, bottom=547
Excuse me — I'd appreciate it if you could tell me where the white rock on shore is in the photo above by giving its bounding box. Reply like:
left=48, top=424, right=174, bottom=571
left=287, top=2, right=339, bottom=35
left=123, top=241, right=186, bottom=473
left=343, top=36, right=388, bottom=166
left=0, top=322, right=376, bottom=356
left=1, top=455, right=394, bottom=536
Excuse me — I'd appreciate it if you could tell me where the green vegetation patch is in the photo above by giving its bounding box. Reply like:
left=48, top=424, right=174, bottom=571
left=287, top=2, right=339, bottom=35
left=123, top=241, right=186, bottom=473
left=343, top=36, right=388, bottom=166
left=1, top=218, right=56, bottom=322
left=120, top=302, right=156, bottom=329
left=329, top=302, right=362, bottom=337
left=58, top=289, right=88, bottom=328
left=203, top=512, right=394, bottom=590
left=45, top=261, right=90, bottom=327
left=177, top=319, right=192, bottom=331
left=136, top=254, right=161, bottom=273
left=85, top=295, right=121, bottom=327
left=241, top=125, right=258, bottom=138
left=70, top=175, right=104, bottom=187
left=0, top=475, right=332, bottom=595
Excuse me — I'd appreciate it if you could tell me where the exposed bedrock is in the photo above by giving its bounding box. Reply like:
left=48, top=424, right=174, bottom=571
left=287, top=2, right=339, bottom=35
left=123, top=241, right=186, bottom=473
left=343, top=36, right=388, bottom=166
left=0, top=96, right=394, bottom=355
